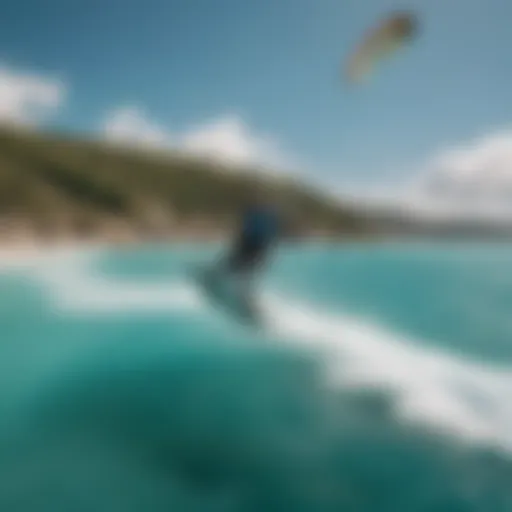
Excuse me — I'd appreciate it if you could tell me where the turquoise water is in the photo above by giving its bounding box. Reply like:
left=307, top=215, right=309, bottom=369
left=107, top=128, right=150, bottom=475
left=1, top=242, right=512, bottom=511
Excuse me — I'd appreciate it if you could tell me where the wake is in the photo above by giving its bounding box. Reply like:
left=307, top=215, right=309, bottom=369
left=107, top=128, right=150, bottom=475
left=15, top=249, right=512, bottom=455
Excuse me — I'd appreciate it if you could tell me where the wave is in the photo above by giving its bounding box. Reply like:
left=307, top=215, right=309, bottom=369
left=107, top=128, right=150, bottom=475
left=27, top=249, right=512, bottom=452
left=2, top=248, right=511, bottom=511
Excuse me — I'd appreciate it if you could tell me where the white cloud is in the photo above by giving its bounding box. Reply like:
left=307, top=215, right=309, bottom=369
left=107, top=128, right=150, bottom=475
left=101, top=105, right=293, bottom=173
left=339, top=129, right=512, bottom=224
left=102, top=106, right=169, bottom=149
left=180, top=115, right=289, bottom=170
left=0, top=64, right=65, bottom=126
left=419, top=130, right=512, bottom=190
left=102, top=112, right=512, bottom=220
left=414, top=129, right=512, bottom=219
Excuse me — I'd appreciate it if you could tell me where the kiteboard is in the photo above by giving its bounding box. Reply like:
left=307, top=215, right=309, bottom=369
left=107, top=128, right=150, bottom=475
left=194, top=266, right=263, bottom=328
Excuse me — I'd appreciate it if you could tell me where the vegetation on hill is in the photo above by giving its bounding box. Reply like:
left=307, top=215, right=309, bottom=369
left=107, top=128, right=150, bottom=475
left=0, top=126, right=369, bottom=243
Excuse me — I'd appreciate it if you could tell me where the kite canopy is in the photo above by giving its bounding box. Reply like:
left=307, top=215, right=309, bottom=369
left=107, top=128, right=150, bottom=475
left=345, top=11, right=418, bottom=84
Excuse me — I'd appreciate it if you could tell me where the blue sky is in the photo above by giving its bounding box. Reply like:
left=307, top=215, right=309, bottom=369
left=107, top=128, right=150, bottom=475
left=0, top=0, right=511, bottom=195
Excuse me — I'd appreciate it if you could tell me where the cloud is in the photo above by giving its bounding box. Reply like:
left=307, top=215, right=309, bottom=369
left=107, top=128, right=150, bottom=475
left=101, top=105, right=293, bottom=173
left=180, top=115, right=289, bottom=170
left=0, top=64, right=65, bottom=126
left=102, top=106, right=169, bottom=149
left=101, top=108, right=512, bottom=223
left=420, top=130, right=512, bottom=195
left=334, top=129, right=512, bottom=224
left=414, top=129, right=512, bottom=218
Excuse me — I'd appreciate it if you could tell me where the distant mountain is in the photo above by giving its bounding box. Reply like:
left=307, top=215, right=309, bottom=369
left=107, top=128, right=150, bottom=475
left=0, top=127, right=370, bottom=244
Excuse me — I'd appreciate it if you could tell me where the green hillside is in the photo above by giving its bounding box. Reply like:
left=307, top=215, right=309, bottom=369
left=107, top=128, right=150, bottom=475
left=0, top=126, right=369, bottom=242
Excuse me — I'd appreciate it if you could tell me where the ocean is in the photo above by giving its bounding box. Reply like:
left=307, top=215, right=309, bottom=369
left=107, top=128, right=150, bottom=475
left=1, top=241, right=512, bottom=511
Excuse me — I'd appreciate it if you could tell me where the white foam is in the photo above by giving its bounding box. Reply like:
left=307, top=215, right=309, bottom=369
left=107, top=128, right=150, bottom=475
left=29, top=250, right=202, bottom=314
left=0, top=246, right=101, bottom=272
left=262, top=294, right=512, bottom=452
left=18, top=250, right=512, bottom=452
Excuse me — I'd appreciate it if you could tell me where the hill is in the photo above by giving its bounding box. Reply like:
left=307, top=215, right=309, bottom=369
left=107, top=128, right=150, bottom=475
left=0, top=126, right=370, bottom=245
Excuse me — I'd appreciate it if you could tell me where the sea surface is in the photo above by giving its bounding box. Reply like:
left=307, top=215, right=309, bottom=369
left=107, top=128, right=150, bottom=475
left=1, top=241, right=512, bottom=512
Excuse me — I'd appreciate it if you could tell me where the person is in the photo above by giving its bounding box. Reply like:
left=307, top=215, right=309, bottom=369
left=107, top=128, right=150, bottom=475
left=205, top=191, right=293, bottom=301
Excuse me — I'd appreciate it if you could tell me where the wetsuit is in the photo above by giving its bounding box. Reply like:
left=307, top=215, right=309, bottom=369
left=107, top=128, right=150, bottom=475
left=226, top=206, right=280, bottom=273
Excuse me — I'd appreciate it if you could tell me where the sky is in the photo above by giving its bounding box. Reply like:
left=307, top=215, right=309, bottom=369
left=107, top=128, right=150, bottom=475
left=0, top=0, right=511, bottom=217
